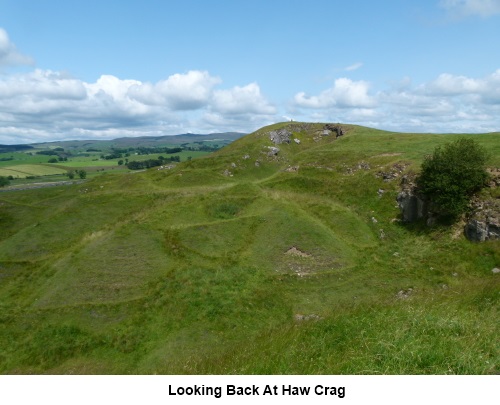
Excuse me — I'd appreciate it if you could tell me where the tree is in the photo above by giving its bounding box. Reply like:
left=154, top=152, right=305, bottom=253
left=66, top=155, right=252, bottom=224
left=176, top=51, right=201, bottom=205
left=417, top=138, right=489, bottom=220
left=77, top=170, right=87, bottom=179
left=67, top=171, right=75, bottom=179
left=0, top=176, right=10, bottom=188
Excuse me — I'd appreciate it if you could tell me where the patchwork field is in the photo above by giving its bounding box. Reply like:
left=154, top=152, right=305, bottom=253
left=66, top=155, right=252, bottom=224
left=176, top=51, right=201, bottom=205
left=0, top=164, right=68, bottom=178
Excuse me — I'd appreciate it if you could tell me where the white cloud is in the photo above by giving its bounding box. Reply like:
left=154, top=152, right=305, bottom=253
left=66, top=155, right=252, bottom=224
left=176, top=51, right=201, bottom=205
left=0, top=28, right=34, bottom=67
left=290, top=69, right=500, bottom=134
left=0, top=69, right=86, bottom=100
left=130, top=70, right=221, bottom=110
left=424, top=73, right=485, bottom=95
left=422, top=69, right=500, bottom=103
left=0, top=67, right=279, bottom=143
left=212, top=83, right=276, bottom=115
left=344, top=62, right=363, bottom=71
left=439, top=0, right=500, bottom=18
left=294, top=78, right=376, bottom=109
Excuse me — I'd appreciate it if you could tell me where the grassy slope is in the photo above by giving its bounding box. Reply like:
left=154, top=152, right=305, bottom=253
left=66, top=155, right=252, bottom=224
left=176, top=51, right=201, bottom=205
left=0, top=122, right=498, bottom=374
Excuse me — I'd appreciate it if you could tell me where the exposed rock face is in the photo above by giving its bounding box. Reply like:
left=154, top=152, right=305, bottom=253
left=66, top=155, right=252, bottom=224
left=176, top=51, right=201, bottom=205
left=464, top=218, right=500, bottom=242
left=464, top=197, right=500, bottom=242
left=396, top=190, right=429, bottom=223
left=376, top=163, right=410, bottom=182
left=324, top=124, right=344, bottom=137
left=464, top=220, right=490, bottom=242
left=285, top=246, right=310, bottom=257
left=269, top=129, right=291, bottom=144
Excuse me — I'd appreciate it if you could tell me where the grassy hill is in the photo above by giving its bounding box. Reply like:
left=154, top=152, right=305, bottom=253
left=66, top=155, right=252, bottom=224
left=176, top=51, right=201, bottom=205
left=0, top=122, right=498, bottom=374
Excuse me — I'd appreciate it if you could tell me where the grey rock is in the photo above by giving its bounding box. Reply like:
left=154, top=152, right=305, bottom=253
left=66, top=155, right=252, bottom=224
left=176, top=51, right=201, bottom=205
left=464, top=219, right=490, bottom=242
left=324, top=124, right=344, bottom=137
left=294, top=138, right=301, bottom=144
left=269, top=129, right=292, bottom=144
left=396, top=288, right=413, bottom=299
left=397, top=190, right=428, bottom=223
left=492, top=268, right=500, bottom=274
left=266, top=146, right=280, bottom=156
left=294, top=314, right=321, bottom=322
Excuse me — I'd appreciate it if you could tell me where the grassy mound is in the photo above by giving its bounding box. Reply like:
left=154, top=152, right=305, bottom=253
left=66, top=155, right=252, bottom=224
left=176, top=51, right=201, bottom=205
left=0, top=122, right=498, bottom=374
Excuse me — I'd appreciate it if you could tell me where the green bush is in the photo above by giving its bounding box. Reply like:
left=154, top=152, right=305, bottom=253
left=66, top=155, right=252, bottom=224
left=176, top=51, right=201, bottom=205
left=0, top=176, right=10, bottom=188
left=417, top=138, right=489, bottom=219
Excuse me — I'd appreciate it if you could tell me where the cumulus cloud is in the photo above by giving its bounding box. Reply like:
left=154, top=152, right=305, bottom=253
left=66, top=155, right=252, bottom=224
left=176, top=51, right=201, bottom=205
left=422, top=69, right=500, bottom=103
left=294, top=78, right=376, bottom=109
left=439, top=0, right=500, bottom=18
left=212, top=83, right=276, bottom=115
left=289, top=70, right=500, bottom=134
left=0, top=28, right=34, bottom=67
left=0, top=69, right=86, bottom=100
left=375, top=70, right=500, bottom=132
left=0, top=67, right=279, bottom=143
left=129, top=70, right=221, bottom=110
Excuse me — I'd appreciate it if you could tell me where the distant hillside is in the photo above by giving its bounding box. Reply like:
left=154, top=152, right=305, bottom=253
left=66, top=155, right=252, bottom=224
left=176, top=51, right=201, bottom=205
left=0, top=122, right=498, bottom=374
left=31, top=132, right=245, bottom=151
left=0, top=144, right=34, bottom=153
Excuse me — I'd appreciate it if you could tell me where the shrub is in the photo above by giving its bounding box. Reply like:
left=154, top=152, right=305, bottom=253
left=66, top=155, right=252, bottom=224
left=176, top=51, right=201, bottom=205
left=417, top=138, right=489, bottom=220
left=0, top=176, right=10, bottom=187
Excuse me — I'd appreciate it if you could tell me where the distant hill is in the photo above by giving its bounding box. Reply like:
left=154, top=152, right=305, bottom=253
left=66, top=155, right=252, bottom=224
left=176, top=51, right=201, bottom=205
left=0, top=144, right=34, bottom=153
left=30, top=132, right=245, bottom=151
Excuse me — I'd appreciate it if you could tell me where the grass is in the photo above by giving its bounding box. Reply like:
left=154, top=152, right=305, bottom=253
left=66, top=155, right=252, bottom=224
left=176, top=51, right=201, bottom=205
left=0, top=164, right=68, bottom=178
left=0, top=122, right=498, bottom=374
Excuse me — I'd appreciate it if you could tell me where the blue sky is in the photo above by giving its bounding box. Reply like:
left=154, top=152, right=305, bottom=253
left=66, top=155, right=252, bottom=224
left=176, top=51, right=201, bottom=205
left=1, top=0, right=500, bottom=143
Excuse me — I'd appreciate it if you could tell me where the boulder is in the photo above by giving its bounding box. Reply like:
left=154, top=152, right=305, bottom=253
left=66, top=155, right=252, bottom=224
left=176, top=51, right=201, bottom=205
left=324, top=124, right=344, bottom=138
left=269, top=129, right=291, bottom=144
left=266, top=146, right=280, bottom=156
left=464, top=219, right=500, bottom=242
left=464, top=197, right=500, bottom=242
left=396, top=190, right=429, bottom=223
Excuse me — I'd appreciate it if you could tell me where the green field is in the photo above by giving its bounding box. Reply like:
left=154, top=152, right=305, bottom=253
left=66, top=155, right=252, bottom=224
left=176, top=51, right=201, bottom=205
left=0, top=122, right=498, bottom=374
left=0, top=148, right=212, bottom=185
left=0, top=164, right=68, bottom=178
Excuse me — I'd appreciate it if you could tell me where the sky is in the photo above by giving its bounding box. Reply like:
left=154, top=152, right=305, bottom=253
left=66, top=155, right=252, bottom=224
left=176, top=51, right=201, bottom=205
left=0, top=0, right=500, bottom=144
